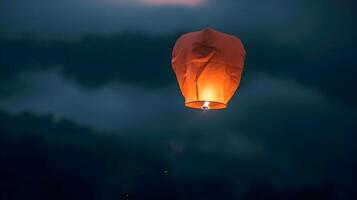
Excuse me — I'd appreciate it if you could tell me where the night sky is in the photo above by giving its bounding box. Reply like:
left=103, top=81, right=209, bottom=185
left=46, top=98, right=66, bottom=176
left=0, top=0, right=356, bottom=199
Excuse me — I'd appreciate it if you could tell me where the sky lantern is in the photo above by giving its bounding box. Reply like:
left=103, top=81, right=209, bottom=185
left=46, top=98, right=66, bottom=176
left=172, top=28, right=246, bottom=110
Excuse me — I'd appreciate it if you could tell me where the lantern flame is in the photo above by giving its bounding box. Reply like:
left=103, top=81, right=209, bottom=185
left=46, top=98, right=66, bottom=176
left=202, top=101, right=210, bottom=110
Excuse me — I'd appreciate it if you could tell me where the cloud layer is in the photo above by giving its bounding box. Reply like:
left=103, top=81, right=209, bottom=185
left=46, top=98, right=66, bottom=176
left=1, top=0, right=356, bottom=198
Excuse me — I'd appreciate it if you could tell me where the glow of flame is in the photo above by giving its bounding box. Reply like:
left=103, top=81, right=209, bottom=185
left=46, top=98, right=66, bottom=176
left=140, top=0, right=205, bottom=6
left=200, top=86, right=220, bottom=102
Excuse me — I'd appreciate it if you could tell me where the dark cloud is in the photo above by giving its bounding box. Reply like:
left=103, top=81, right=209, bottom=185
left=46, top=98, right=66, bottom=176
left=0, top=33, right=177, bottom=87
left=1, top=0, right=356, bottom=199
left=1, top=29, right=356, bottom=105
left=2, top=0, right=356, bottom=105
left=0, top=70, right=184, bottom=131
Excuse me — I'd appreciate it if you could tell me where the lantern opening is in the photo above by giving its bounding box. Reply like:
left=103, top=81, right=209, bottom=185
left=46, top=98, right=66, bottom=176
left=185, top=101, right=226, bottom=110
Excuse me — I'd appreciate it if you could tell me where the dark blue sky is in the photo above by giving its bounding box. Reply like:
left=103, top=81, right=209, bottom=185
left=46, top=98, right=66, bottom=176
left=0, top=0, right=356, bottom=199
left=1, top=0, right=353, bottom=38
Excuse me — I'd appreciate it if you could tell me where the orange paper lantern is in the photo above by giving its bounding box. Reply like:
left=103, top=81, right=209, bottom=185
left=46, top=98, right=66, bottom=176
left=171, top=28, right=246, bottom=110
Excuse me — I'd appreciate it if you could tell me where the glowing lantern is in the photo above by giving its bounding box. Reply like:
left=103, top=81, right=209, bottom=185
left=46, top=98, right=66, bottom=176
left=171, top=28, right=246, bottom=110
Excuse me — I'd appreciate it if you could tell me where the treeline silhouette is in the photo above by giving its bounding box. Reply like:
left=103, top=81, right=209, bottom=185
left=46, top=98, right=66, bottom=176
left=0, top=110, right=338, bottom=200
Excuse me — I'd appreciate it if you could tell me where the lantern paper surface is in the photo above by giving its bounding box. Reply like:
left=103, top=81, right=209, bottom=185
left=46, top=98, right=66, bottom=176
left=172, top=28, right=246, bottom=109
